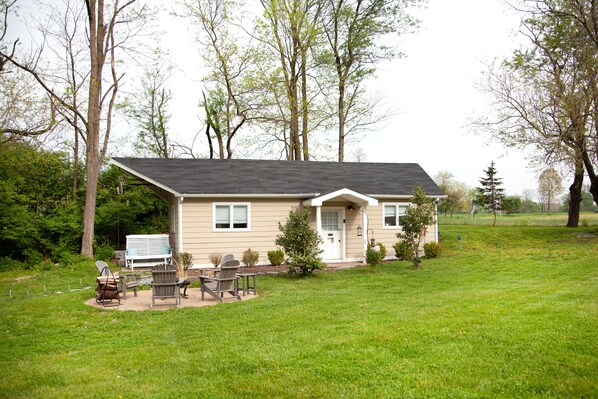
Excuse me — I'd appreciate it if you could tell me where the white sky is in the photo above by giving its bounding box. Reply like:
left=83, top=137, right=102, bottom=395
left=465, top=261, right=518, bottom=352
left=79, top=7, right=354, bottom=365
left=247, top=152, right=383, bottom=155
left=162, top=0, right=540, bottom=196
left=358, top=0, right=538, bottom=196
left=10, top=0, right=543, bottom=196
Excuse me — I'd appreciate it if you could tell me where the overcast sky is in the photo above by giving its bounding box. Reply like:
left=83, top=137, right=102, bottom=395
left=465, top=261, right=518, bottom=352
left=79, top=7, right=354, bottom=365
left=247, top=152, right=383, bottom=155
left=357, top=0, right=537, bottom=196
left=11, top=0, right=541, bottom=196
left=162, top=0, right=540, bottom=196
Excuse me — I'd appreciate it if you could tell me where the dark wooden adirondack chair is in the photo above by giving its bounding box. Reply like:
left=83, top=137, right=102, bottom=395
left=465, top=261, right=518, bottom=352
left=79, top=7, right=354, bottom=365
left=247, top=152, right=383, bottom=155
left=199, top=259, right=241, bottom=302
left=151, top=264, right=179, bottom=307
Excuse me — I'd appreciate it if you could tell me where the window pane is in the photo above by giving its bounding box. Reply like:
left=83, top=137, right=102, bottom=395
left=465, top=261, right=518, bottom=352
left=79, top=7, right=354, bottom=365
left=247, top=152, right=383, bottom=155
left=233, top=205, right=248, bottom=228
left=321, top=211, right=339, bottom=230
left=215, top=205, right=230, bottom=229
left=398, top=205, right=408, bottom=226
left=384, top=205, right=397, bottom=226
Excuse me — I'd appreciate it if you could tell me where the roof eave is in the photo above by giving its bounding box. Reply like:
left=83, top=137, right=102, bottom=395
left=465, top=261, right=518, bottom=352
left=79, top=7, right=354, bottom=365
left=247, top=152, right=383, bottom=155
left=110, top=158, right=182, bottom=197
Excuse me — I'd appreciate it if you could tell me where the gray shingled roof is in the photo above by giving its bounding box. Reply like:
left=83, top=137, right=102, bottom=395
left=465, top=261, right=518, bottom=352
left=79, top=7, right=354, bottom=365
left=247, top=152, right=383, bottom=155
left=111, top=158, right=444, bottom=197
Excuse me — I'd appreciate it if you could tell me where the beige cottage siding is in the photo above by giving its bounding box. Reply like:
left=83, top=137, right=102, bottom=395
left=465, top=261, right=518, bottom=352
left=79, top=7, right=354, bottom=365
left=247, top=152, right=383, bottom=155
left=180, top=198, right=301, bottom=266
left=367, top=200, right=438, bottom=259
left=344, top=207, right=364, bottom=261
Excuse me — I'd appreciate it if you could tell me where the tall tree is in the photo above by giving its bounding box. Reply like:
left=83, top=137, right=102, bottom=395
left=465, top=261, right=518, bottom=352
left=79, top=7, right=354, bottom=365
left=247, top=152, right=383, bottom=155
left=0, top=1, right=59, bottom=143
left=538, top=167, right=563, bottom=212
left=475, top=0, right=598, bottom=227
left=321, top=0, right=422, bottom=161
left=120, top=48, right=173, bottom=158
left=257, top=0, right=322, bottom=160
left=184, top=0, right=253, bottom=159
left=0, top=0, right=147, bottom=257
left=477, top=161, right=505, bottom=226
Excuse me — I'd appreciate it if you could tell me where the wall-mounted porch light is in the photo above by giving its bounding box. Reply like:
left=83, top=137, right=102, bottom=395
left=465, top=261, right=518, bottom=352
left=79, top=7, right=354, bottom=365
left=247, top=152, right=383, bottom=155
left=357, top=225, right=362, bottom=236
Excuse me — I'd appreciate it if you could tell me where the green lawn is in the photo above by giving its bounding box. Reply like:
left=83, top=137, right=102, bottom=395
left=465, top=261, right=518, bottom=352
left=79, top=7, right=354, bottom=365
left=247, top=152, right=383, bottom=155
left=0, top=225, right=597, bottom=398
left=439, top=211, right=598, bottom=226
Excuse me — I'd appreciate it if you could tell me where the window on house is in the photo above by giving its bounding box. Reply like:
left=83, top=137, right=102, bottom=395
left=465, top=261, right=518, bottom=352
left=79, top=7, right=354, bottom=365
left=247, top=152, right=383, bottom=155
left=383, top=204, right=409, bottom=227
left=214, top=203, right=250, bottom=230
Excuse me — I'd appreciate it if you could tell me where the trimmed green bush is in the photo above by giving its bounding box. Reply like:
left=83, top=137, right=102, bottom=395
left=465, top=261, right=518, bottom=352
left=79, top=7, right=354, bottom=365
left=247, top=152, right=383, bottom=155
left=276, top=206, right=324, bottom=276
left=365, top=244, right=383, bottom=267
left=393, top=241, right=413, bottom=261
left=423, top=242, right=443, bottom=258
left=267, top=249, right=285, bottom=266
left=287, top=254, right=324, bottom=275
left=376, top=242, right=387, bottom=259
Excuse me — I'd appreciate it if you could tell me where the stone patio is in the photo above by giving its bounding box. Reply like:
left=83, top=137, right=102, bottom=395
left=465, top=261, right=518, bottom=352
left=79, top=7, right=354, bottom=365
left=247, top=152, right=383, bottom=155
left=85, top=286, right=257, bottom=311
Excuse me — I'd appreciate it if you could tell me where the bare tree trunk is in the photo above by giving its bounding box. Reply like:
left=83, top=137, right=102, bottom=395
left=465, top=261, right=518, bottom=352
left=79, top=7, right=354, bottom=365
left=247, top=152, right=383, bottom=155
left=301, top=48, right=309, bottom=161
left=81, top=0, right=104, bottom=257
left=338, top=84, right=345, bottom=162
left=566, top=165, right=584, bottom=228
left=581, top=148, right=598, bottom=207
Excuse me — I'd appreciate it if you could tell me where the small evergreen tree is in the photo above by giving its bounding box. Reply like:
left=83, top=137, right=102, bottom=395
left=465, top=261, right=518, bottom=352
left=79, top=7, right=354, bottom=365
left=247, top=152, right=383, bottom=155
left=477, top=161, right=505, bottom=226
left=275, top=206, right=324, bottom=276
left=396, top=186, right=436, bottom=268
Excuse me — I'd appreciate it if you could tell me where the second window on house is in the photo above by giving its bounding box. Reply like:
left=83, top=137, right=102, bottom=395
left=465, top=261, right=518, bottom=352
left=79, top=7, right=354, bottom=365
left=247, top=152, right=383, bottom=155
left=383, top=204, right=409, bottom=227
left=214, top=203, right=250, bottom=231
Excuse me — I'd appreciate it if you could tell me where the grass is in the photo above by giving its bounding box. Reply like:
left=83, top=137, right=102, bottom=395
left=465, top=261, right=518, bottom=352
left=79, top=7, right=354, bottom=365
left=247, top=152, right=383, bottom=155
left=439, top=211, right=598, bottom=226
left=0, top=225, right=597, bottom=398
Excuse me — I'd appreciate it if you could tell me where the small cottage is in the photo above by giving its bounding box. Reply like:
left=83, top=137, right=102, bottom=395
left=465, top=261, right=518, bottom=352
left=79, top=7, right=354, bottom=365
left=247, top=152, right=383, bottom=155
left=111, top=158, right=445, bottom=266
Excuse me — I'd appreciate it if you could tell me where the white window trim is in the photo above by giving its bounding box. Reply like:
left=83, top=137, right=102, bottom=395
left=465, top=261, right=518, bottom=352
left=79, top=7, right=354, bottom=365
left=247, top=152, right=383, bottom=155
left=212, top=202, right=251, bottom=232
left=382, top=203, right=410, bottom=229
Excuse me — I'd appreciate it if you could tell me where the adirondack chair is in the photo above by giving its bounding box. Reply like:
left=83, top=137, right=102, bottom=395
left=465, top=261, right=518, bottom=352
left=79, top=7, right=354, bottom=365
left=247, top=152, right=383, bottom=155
left=199, top=259, right=241, bottom=302
left=95, top=260, right=120, bottom=306
left=213, top=254, right=235, bottom=278
left=150, top=264, right=179, bottom=307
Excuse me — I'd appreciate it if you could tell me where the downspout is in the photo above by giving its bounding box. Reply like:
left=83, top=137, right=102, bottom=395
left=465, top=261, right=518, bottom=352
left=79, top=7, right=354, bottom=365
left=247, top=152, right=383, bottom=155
left=435, top=201, right=439, bottom=243
left=316, top=205, right=322, bottom=254
left=177, top=196, right=184, bottom=254
left=362, top=206, right=368, bottom=263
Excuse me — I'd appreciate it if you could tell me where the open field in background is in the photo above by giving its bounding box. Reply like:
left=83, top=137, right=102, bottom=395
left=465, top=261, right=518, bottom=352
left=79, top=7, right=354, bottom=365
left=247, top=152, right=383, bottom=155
left=438, top=212, right=598, bottom=226
left=0, top=225, right=597, bottom=398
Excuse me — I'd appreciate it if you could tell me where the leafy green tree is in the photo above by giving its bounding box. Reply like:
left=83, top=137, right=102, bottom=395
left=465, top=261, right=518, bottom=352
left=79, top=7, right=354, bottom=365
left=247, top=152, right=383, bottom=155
left=1, top=0, right=148, bottom=257
left=275, top=206, right=324, bottom=275
left=538, top=168, right=563, bottom=213
left=321, top=0, right=423, bottom=161
left=477, top=161, right=505, bottom=226
left=94, top=165, right=168, bottom=249
left=0, top=142, right=82, bottom=263
left=396, top=186, right=436, bottom=268
left=502, top=196, right=522, bottom=214
left=119, top=48, right=173, bottom=158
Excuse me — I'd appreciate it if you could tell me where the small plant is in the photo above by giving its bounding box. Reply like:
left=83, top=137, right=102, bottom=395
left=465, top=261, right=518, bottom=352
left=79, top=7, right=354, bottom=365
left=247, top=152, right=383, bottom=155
left=267, top=249, right=285, bottom=266
left=423, top=242, right=442, bottom=258
left=242, top=248, right=259, bottom=267
left=376, top=242, right=387, bottom=260
left=396, top=186, right=436, bottom=267
left=276, top=206, right=324, bottom=276
left=209, top=252, right=223, bottom=267
left=173, top=252, right=194, bottom=275
left=287, top=254, right=324, bottom=276
left=365, top=244, right=383, bottom=271
left=394, top=241, right=413, bottom=261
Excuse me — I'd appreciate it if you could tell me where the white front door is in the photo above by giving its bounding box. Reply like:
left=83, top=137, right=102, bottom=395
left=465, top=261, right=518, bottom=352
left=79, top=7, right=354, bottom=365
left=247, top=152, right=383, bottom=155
left=321, top=209, right=342, bottom=260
